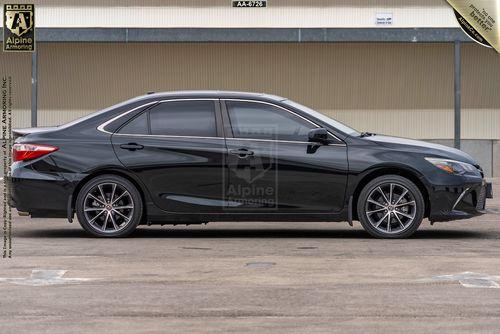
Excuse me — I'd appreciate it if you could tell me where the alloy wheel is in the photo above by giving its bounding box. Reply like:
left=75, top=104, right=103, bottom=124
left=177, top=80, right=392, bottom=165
left=364, top=182, right=416, bottom=234
left=83, top=182, right=134, bottom=233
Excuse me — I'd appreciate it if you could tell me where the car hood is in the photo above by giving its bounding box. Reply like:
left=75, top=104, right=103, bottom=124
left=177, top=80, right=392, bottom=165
left=364, top=135, right=476, bottom=165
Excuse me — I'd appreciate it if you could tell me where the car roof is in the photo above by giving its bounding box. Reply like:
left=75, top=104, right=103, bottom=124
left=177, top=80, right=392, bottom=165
left=59, top=90, right=289, bottom=131
left=134, top=90, right=287, bottom=102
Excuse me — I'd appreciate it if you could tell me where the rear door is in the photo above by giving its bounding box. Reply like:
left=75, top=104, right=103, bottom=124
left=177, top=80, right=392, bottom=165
left=222, top=99, right=348, bottom=213
left=111, top=99, right=227, bottom=213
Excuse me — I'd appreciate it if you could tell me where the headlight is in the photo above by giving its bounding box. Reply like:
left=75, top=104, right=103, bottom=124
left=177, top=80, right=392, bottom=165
left=425, top=157, right=480, bottom=176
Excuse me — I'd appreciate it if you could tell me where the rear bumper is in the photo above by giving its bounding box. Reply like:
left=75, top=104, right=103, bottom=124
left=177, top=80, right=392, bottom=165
left=428, top=179, right=492, bottom=222
left=7, top=169, right=81, bottom=218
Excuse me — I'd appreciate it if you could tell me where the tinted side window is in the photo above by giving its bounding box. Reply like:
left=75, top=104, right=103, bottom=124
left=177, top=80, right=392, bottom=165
left=149, top=101, right=217, bottom=137
left=226, top=101, right=315, bottom=141
left=118, top=111, right=149, bottom=134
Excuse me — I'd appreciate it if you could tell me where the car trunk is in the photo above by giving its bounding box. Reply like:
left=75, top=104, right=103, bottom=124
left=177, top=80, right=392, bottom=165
left=12, top=127, right=59, bottom=141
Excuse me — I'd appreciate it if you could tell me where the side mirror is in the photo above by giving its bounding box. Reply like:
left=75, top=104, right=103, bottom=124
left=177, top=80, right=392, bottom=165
left=308, top=128, right=328, bottom=144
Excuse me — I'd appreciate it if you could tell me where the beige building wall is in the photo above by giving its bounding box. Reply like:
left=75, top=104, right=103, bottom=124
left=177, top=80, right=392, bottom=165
left=0, top=0, right=457, bottom=28
left=1, top=42, right=499, bottom=139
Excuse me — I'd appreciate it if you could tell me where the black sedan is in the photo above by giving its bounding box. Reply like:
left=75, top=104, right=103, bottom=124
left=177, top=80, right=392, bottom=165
left=8, top=91, right=492, bottom=238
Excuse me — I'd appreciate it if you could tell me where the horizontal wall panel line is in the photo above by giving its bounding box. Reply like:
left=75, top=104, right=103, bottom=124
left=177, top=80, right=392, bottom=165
left=0, top=2, right=459, bottom=29
left=0, top=28, right=473, bottom=43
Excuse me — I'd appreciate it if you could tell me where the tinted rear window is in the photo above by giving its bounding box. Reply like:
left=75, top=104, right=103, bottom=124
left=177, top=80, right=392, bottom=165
left=149, top=101, right=217, bottom=137
left=118, top=111, right=149, bottom=134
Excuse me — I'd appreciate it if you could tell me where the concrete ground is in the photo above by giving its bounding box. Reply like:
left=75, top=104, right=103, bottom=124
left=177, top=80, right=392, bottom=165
left=0, top=180, right=500, bottom=333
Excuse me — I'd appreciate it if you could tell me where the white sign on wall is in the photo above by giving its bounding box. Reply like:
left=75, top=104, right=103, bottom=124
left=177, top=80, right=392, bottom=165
left=376, top=12, right=393, bottom=25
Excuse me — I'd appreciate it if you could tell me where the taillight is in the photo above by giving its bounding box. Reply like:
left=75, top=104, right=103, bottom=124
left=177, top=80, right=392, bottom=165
left=12, top=143, right=58, bottom=162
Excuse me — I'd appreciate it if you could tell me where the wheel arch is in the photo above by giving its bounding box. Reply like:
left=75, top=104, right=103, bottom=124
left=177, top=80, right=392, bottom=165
left=71, top=168, right=149, bottom=221
left=351, top=166, right=430, bottom=220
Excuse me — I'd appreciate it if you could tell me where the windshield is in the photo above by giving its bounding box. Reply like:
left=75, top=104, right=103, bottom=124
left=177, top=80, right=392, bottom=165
left=282, top=100, right=360, bottom=137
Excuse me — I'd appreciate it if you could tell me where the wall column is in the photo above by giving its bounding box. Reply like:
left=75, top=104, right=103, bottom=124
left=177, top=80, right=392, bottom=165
left=31, top=49, right=38, bottom=127
left=454, top=40, right=461, bottom=149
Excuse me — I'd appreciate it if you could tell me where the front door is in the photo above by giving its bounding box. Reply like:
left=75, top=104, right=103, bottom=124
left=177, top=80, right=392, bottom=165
left=222, top=100, right=348, bottom=213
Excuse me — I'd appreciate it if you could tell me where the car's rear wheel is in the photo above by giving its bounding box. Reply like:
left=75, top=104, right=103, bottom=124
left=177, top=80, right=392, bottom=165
left=357, top=175, right=424, bottom=238
left=76, top=175, right=142, bottom=237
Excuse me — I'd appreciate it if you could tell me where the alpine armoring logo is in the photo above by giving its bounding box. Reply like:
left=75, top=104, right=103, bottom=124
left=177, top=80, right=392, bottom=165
left=3, top=4, right=35, bottom=52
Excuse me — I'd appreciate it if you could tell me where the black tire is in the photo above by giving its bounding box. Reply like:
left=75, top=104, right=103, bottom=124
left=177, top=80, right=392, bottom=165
left=356, top=175, right=424, bottom=238
left=76, top=174, right=143, bottom=237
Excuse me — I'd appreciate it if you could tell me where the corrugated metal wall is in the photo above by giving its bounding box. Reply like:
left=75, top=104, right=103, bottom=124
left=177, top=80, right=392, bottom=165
left=0, top=0, right=457, bottom=28
left=1, top=42, right=499, bottom=139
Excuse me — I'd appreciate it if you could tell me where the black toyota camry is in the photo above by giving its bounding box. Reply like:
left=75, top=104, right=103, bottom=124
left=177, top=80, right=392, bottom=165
left=8, top=91, right=492, bottom=238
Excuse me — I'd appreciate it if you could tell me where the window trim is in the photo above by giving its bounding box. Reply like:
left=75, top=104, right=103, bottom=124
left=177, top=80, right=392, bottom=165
left=222, top=99, right=345, bottom=145
left=97, top=98, right=224, bottom=139
left=97, top=101, right=157, bottom=134
left=97, top=97, right=345, bottom=146
left=116, top=107, right=151, bottom=135
left=112, top=133, right=225, bottom=140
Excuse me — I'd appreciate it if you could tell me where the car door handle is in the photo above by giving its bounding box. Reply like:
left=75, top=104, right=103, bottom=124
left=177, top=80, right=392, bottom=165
left=229, top=148, right=254, bottom=158
left=120, top=143, right=144, bottom=151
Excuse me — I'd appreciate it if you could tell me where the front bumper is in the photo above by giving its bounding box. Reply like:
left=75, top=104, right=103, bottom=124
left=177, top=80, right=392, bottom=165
left=428, top=179, right=492, bottom=222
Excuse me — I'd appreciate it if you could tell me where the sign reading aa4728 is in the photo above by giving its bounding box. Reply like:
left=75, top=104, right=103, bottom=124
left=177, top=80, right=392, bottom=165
left=232, top=1, right=267, bottom=7
left=3, top=4, right=35, bottom=52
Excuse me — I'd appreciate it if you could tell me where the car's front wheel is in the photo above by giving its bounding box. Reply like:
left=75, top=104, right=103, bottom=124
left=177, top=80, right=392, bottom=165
left=357, top=175, right=424, bottom=238
left=76, top=175, right=143, bottom=237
